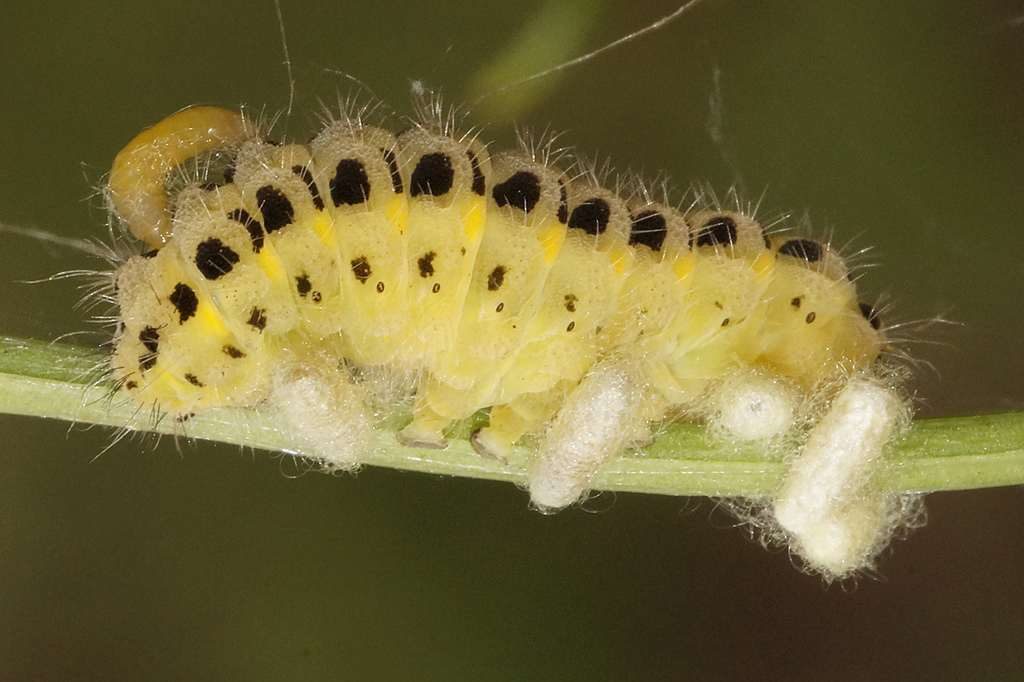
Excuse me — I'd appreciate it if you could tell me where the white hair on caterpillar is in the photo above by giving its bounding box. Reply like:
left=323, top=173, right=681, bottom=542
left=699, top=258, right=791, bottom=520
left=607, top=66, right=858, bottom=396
left=773, top=377, right=918, bottom=578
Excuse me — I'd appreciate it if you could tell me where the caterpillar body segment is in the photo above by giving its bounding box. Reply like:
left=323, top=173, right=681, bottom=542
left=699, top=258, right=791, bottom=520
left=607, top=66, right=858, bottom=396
left=641, top=210, right=775, bottom=406
left=501, top=181, right=635, bottom=394
left=465, top=181, right=637, bottom=459
left=391, top=127, right=490, bottom=370
left=232, top=141, right=347, bottom=337
left=113, top=245, right=270, bottom=416
left=106, top=105, right=912, bottom=578
left=170, top=184, right=294, bottom=341
left=309, top=123, right=409, bottom=365
left=400, top=152, right=570, bottom=447
left=598, top=197, right=694, bottom=353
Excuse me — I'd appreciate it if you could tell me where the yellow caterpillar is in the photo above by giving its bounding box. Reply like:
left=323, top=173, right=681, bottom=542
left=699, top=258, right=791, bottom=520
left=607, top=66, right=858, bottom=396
left=106, top=103, right=913, bottom=579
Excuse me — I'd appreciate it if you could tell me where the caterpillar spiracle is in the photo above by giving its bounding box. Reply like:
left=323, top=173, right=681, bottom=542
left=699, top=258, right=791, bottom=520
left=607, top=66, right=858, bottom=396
left=102, top=100, right=919, bottom=579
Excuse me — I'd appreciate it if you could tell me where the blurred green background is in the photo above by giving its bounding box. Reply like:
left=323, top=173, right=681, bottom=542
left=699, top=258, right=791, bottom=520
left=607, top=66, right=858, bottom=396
left=1, top=0, right=1023, bottom=679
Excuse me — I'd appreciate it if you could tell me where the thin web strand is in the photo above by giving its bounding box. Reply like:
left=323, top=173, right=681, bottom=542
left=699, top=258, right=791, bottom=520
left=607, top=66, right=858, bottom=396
left=471, top=0, right=709, bottom=105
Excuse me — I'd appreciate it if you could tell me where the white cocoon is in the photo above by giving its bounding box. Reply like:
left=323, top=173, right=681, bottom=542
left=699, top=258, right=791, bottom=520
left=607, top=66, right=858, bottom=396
left=270, top=359, right=373, bottom=470
left=773, top=378, right=906, bottom=577
left=529, top=361, right=644, bottom=512
left=708, top=372, right=797, bottom=441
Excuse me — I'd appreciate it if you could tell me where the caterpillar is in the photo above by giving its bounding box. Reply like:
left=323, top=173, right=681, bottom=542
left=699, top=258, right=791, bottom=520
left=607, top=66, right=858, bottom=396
left=102, top=99, right=919, bottom=580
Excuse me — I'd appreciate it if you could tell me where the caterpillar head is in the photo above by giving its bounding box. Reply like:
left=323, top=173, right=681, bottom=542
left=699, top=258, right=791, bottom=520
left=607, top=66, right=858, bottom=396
left=760, top=238, right=886, bottom=385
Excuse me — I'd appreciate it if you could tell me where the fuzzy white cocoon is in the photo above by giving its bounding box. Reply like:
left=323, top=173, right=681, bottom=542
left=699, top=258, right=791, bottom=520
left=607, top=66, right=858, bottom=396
left=529, top=361, right=645, bottom=512
left=707, top=372, right=798, bottom=441
left=270, top=359, right=372, bottom=470
left=773, top=378, right=908, bottom=577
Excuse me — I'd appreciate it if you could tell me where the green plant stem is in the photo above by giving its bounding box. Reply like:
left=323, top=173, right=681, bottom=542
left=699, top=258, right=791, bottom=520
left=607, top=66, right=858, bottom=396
left=1, top=335, right=1022, bottom=497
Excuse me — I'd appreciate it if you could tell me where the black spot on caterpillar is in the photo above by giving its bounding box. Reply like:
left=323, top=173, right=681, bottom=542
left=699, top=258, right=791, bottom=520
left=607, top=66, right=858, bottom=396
left=467, top=150, right=486, bottom=196
left=222, top=345, right=246, bottom=359
left=410, top=152, right=454, bottom=197
left=331, top=159, right=371, bottom=206
left=247, top=307, right=267, bottom=331
left=138, top=326, right=160, bottom=371
left=694, top=215, right=737, bottom=247
left=779, top=239, right=823, bottom=263
left=195, top=238, right=240, bottom=280
left=257, top=185, right=295, bottom=231
left=291, top=165, right=325, bottom=211
left=351, top=257, right=372, bottom=283
left=169, top=282, right=198, bottom=324
left=859, top=302, right=882, bottom=330
left=493, top=171, right=541, bottom=213
left=487, top=266, right=506, bottom=291
left=568, top=198, right=610, bottom=235
left=629, top=210, right=668, bottom=251
left=227, top=208, right=265, bottom=253
left=418, top=251, right=437, bottom=278
left=296, top=274, right=312, bottom=297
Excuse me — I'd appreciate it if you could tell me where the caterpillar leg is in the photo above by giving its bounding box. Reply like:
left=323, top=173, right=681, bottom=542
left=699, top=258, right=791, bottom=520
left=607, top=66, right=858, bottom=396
left=269, top=350, right=373, bottom=470
left=527, top=360, right=646, bottom=512
left=470, top=388, right=567, bottom=462
left=397, top=402, right=452, bottom=449
left=470, top=404, right=530, bottom=462
left=773, top=378, right=907, bottom=578
left=398, top=368, right=528, bottom=449
left=398, top=374, right=512, bottom=450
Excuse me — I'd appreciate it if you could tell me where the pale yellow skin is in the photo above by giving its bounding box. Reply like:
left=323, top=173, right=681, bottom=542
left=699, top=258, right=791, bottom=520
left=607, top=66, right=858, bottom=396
left=109, top=107, right=884, bottom=454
